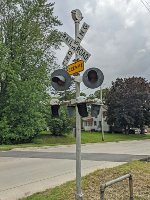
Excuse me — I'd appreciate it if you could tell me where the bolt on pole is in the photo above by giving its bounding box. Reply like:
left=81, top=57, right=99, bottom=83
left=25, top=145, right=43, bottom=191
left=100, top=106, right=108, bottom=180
left=71, top=9, right=83, bottom=200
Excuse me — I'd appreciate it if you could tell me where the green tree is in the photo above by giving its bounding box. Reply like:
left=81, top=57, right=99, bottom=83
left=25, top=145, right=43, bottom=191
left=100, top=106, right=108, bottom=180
left=59, top=91, right=86, bottom=101
left=0, top=0, right=61, bottom=144
left=47, top=106, right=73, bottom=136
left=87, top=88, right=109, bottom=101
left=106, top=77, right=150, bottom=134
left=94, top=88, right=109, bottom=101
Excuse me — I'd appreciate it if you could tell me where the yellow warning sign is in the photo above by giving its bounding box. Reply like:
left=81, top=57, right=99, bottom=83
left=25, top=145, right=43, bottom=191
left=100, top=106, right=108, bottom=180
left=67, top=60, right=84, bottom=75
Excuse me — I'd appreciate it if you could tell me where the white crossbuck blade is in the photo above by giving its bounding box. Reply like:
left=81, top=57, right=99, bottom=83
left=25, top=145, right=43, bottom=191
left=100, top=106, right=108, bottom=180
left=61, top=22, right=91, bottom=67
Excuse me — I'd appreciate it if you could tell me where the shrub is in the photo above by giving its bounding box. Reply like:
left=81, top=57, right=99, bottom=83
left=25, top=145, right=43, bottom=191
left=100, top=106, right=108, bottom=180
left=49, top=118, right=64, bottom=136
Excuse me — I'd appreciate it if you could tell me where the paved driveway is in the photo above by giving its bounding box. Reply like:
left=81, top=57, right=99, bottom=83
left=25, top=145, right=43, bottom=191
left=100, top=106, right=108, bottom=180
left=0, top=140, right=149, bottom=200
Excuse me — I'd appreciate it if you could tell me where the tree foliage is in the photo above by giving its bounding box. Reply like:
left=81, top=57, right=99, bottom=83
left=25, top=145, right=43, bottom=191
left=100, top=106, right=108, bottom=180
left=58, top=90, right=86, bottom=101
left=94, top=88, right=109, bottom=101
left=106, top=77, right=150, bottom=133
left=0, top=0, right=61, bottom=144
left=87, top=88, right=109, bottom=102
left=47, top=107, right=73, bottom=136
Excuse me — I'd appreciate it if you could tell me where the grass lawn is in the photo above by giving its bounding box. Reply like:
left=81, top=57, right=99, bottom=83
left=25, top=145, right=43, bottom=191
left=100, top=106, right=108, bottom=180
left=0, top=132, right=150, bottom=151
left=21, top=161, right=150, bottom=200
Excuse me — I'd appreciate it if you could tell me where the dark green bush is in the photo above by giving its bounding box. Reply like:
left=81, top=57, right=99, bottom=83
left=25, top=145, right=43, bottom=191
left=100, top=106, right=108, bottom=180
left=47, top=107, right=73, bottom=136
left=49, top=118, right=64, bottom=136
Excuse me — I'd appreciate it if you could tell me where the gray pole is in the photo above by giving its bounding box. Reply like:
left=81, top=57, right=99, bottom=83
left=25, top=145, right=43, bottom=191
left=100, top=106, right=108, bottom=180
left=100, top=86, right=104, bottom=141
left=71, top=10, right=83, bottom=200
left=75, top=22, right=83, bottom=200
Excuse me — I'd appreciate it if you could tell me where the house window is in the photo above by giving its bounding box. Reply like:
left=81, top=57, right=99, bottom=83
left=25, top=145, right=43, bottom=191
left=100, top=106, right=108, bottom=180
left=88, top=121, right=92, bottom=126
left=94, top=121, right=97, bottom=126
left=84, top=121, right=87, bottom=126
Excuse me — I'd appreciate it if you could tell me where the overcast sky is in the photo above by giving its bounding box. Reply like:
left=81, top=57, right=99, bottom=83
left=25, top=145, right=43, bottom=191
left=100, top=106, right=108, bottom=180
left=52, top=0, right=150, bottom=93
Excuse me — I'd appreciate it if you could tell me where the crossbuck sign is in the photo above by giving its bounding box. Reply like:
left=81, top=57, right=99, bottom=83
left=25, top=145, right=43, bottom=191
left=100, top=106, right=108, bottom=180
left=61, top=22, right=91, bottom=67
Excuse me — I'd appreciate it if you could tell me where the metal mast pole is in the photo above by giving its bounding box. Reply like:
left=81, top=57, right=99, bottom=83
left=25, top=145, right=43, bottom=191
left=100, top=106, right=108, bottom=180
left=100, top=86, right=104, bottom=141
left=75, top=22, right=83, bottom=200
left=71, top=10, right=83, bottom=200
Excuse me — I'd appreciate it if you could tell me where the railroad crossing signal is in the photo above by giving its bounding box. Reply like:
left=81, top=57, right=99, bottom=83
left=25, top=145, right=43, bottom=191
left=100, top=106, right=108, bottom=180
left=91, top=104, right=101, bottom=117
left=51, top=67, right=104, bottom=91
left=51, top=9, right=105, bottom=200
left=50, top=99, right=60, bottom=117
left=51, top=69, right=72, bottom=91
left=61, top=22, right=91, bottom=67
left=82, top=68, right=104, bottom=89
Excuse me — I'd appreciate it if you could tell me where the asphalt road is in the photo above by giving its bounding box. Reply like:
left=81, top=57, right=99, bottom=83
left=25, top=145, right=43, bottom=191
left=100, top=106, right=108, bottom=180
left=0, top=140, right=149, bottom=200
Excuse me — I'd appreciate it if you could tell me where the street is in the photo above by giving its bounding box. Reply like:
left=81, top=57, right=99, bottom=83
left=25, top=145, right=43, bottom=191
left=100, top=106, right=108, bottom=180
left=0, top=140, right=149, bottom=200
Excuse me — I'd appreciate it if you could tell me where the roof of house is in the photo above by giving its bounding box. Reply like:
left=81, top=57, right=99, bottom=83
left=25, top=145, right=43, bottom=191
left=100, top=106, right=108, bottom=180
left=82, top=116, right=93, bottom=122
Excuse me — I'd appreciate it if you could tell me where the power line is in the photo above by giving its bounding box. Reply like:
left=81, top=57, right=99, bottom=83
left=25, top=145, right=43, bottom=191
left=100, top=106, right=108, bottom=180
left=141, top=0, right=150, bottom=12
left=141, top=0, right=150, bottom=13
left=143, top=0, right=150, bottom=7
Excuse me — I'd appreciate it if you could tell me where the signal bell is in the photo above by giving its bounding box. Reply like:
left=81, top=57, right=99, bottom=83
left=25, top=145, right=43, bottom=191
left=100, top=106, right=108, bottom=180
left=51, top=69, right=71, bottom=91
left=91, top=104, right=101, bottom=118
left=83, top=68, right=104, bottom=89
left=51, top=105, right=60, bottom=117
left=76, top=96, right=88, bottom=118
left=50, top=99, right=60, bottom=118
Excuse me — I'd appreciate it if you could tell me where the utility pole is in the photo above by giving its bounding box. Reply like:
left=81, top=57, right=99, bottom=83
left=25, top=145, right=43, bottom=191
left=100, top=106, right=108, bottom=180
left=100, top=86, right=104, bottom=141
left=71, top=9, right=83, bottom=200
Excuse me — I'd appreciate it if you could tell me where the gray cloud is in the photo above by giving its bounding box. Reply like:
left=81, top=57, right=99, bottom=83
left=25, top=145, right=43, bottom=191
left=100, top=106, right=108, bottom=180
left=52, top=0, right=150, bottom=93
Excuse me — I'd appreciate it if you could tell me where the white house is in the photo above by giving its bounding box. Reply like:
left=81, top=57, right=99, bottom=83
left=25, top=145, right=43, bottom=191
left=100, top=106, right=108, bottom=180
left=82, top=105, right=109, bottom=132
